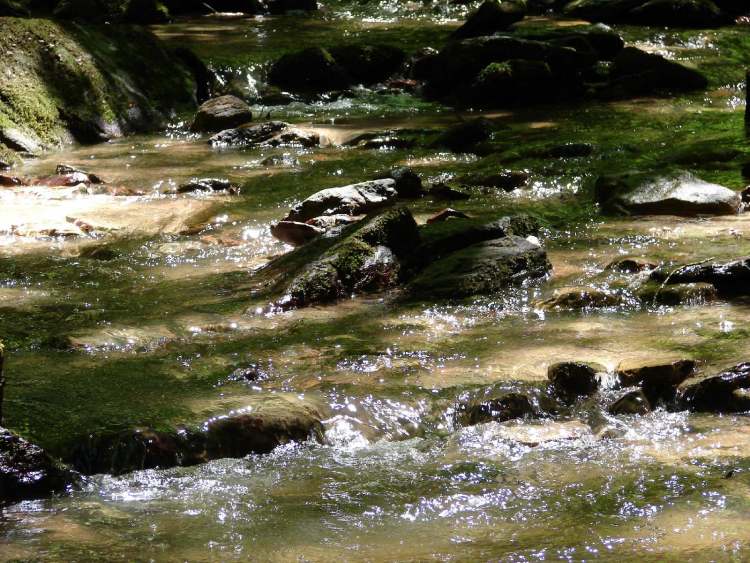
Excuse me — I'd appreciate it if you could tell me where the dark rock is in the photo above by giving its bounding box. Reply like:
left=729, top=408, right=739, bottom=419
left=456, top=393, right=535, bottom=426
left=515, top=23, right=624, bottom=60
left=38, top=171, right=100, bottom=187
left=543, top=142, right=594, bottom=158
left=0, top=342, right=4, bottom=424
left=606, top=257, right=656, bottom=273
left=122, top=0, right=170, bottom=23
left=209, top=121, right=289, bottom=147
left=1, top=427, right=77, bottom=502
left=604, top=47, right=708, bottom=97
left=268, top=47, right=350, bottom=94
left=608, top=389, right=651, bottom=415
left=177, top=177, right=239, bottom=194
left=270, top=221, right=325, bottom=246
left=636, top=281, right=718, bottom=306
left=459, top=170, right=529, bottom=191
left=427, top=184, right=472, bottom=200
left=629, top=0, right=727, bottom=27
left=407, top=235, right=550, bottom=299
left=53, top=0, right=108, bottom=21
left=284, top=179, right=398, bottom=223
left=0, top=174, right=29, bottom=187
left=471, top=59, right=555, bottom=105
left=452, top=0, right=527, bottom=40
left=382, top=167, right=424, bottom=198
left=427, top=208, right=471, bottom=224
left=650, top=256, right=750, bottom=296
left=596, top=171, right=741, bottom=216
left=191, top=95, right=253, bottom=133
left=616, top=358, right=695, bottom=403
left=267, top=0, right=317, bottom=13
left=55, top=164, right=105, bottom=184
left=435, top=118, right=493, bottom=152
left=0, top=0, right=30, bottom=16
left=328, top=44, right=406, bottom=85
left=534, top=286, right=621, bottom=310
left=548, top=361, right=601, bottom=398
left=678, top=363, right=750, bottom=413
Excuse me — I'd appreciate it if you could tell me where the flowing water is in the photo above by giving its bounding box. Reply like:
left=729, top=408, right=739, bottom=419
left=2, top=5, right=750, bottom=561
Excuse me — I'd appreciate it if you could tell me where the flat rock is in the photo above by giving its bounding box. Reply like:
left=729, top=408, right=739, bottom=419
left=284, top=179, right=398, bottom=223
left=534, top=286, right=621, bottom=310
left=596, top=171, right=741, bottom=216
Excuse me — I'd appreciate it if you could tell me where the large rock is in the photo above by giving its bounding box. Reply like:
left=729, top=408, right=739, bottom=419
left=616, top=358, right=695, bottom=403
left=1, top=427, right=77, bottom=502
left=70, top=394, right=325, bottom=475
left=455, top=392, right=536, bottom=426
left=678, top=363, right=750, bottom=412
left=452, top=0, right=527, bottom=40
left=328, top=44, right=406, bottom=85
left=596, top=171, right=741, bottom=216
left=650, top=256, right=750, bottom=296
left=284, top=179, right=399, bottom=223
left=564, top=0, right=729, bottom=27
left=407, top=235, right=551, bottom=299
left=191, top=95, right=252, bottom=133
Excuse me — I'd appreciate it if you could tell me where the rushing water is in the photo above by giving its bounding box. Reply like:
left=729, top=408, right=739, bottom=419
left=2, top=6, right=750, bottom=561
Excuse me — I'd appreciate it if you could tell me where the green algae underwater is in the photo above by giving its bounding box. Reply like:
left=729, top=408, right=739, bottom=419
left=3, top=4, right=750, bottom=561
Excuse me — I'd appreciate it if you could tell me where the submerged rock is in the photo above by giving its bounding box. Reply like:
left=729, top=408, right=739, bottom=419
left=270, top=221, right=326, bottom=247
left=434, top=118, right=493, bottom=153
left=191, top=95, right=253, bottom=133
left=1, top=427, right=77, bottom=502
left=452, top=0, right=527, bottom=40
left=548, top=361, right=602, bottom=399
left=534, top=286, right=621, bottom=310
left=678, top=363, right=750, bottom=413
left=176, top=178, right=239, bottom=194
left=636, top=281, right=718, bottom=306
left=209, top=122, right=320, bottom=148
left=456, top=392, right=536, bottom=426
left=459, top=170, right=529, bottom=191
left=606, top=257, right=657, bottom=273
left=608, top=389, right=651, bottom=415
left=596, top=171, right=741, bottom=216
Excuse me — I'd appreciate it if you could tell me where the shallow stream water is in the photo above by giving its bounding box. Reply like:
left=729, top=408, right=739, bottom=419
left=2, top=6, right=750, bottom=561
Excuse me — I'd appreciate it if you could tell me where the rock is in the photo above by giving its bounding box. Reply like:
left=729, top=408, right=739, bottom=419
left=261, top=154, right=300, bottom=167
left=596, top=171, right=741, bottom=216
left=270, top=221, right=325, bottom=246
left=264, top=208, right=420, bottom=309
left=426, top=208, right=471, bottom=224
left=267, top=0, right=317, bottom=13
left=71, top=395, right=325, bottom=475
left=177, top=178, right=239, bottom=194
left=268, top=47, right=350, bottom=94
left=548, top=361, right=601, bottom=398
left=1, top=427, right=77, bottom=502
left=38, top=171, right=99, bottom=187
left=604, top=47, right=708, bottom=97
left=427, top=184, right=472, bottom=200
left=636, top=281, right=718, bottom=306
left=678, top=363, right=750, bottom=413
left=328, top=44, right=406, bottom=85
left=616, top=358, right=695, bottom=403
left=191, top=95, right=253, bottom=133
left=542, top=142, right=594, bottom=158
left=471, top=59, right=555, bottom=105
left=407, top=235, right=551, bottom=299
left=122, top=0, right=171, bottom=23
left=209, top=121, right=288, bottom=147
left=650, top=256, right=750, bottom=296
left=452, top=0, right=527, bottom=40
left=534, top=286, right=621, bottom=310
left=435, top=118, right=493, bottom=153
left=608, top=389, right=651, bottom=415
left=514, top=22, right=624, bottom=60
left=284, top=179, right=398, bottom=223
left=55, top=164, right=105, bottom=184
left=456, top=392, right=535, bottom=426
left=629, top=0, right=727, bottom=27
left=307, top=214, right=363, bottom=230
left=606, top=257, right=656, bottom=273
left=0, top=174, right=29, bottom=187
left=459, top=170, right=529, bottom=191
left=380, top=167, right=424, bottom=198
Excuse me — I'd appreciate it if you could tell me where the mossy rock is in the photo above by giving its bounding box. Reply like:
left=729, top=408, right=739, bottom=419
left=0, top=18, right=196, bottom=154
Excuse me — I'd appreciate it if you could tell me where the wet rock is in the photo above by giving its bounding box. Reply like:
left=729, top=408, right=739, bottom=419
left=426, top=208, right=471, bottom=224
left=407, top=235, right=550, bottom=299
left=563, top=0, right=729, bottom=27
left=616, top=358, right=695, bottom=403
left=596, top=171, right=741, bottom=216
left=434, top=118, right=493, bottom=153
left=122, top=0, right=171, bottom=23
left=307, top=214, right=364, bottom=230
left=471, top=59, right=555, bottom=106
left=534, top=286, right=621, bottom=310
left=0, top=174, right=29, bottom=187
left=38, top=171, right=100, bottom=187
left=328, top=44, right=406, bottom=85
left=514, top=22, right=624, bottom=60
left=606, top=257, right=656, bottom=273
left=380, top=167, right=424, bottom=198
left=265, top=208, right=420, bottom=309
left=603, top=47, right=708, bottom=97
left=261, top=154, right=300, bottom=167
left=1, top=427, right=77, bottom=502
left=542, top=142, right=594, bottom=158
left=208, top=121, right=289, bottom=147
left=548, top=361, right=602, bottom=398
left=284, top=179, right=398, bottom=223
left=636, top=281, right=718, bottom=306
left=268, top=47, right=350, bottom=94
left=456, top=392, right=535, bottom=426
left=71, top=395, right=325, bottom=475
left=427, top=184, right=472, bottom=201
left=270, top=221, right=326, bottom=246
left=678, top=363, right=750, bottom=413
left=608, top=389, right=651, bottom=415
left=452, top=0, right=527, bottom=40
left=650, top=257, right=750, bottom=296
left=55, top=164, right=105, bottom=185
left=191, top=95, right=253, bottom=133
left=177, top=177, right=239, bottom=194
left=459, top=170, right=529, bottom=191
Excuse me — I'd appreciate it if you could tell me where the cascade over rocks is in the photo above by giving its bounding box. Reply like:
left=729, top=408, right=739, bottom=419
left=595, top=171, right=742, bottom=216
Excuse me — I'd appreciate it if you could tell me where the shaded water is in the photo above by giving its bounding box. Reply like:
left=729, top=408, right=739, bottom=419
left=2, top=6, right=750, bottom=561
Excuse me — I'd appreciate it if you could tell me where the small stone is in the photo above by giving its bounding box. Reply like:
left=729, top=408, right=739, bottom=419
left=270, top=221, right=325, bottom=246
left=606, top=257, right=656, bottom=273
left=456, top=392, right=535, bottom=426
left=0, top=174, right=28, bottom=187
left=548, top=361, right=602, bottom=398
left=426, top=208, right=471, bottom=224
left=55, top=164, right=105, bottom=184
left=608, top=389, right=651, bottom=416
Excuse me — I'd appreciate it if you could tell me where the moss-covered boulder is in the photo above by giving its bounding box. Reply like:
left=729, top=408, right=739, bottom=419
left=0, top=18, right=197, bottom=154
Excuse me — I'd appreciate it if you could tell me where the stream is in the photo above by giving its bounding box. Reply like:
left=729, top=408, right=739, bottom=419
left=2, top=5, right=750, bottom=561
